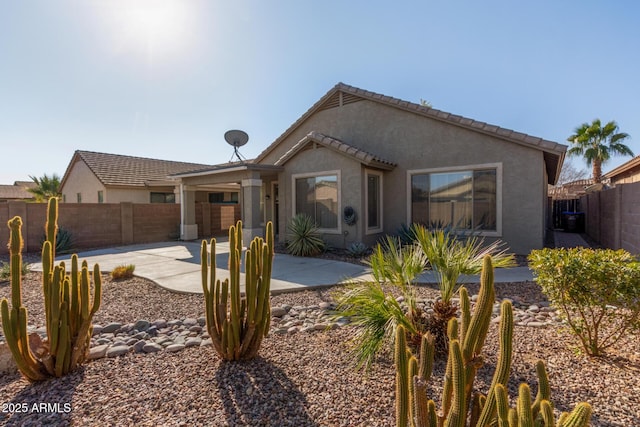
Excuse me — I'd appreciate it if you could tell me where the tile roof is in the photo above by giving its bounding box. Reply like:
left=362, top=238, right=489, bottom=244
left=604, top=155, right=640, bottom=179
left=62, top=150, right=216, bottom=188
left=275, top=131, right=396, bottom=170
left=255, top=82, right=567, bottom=183
left=0, top=183, right=35, bottom=200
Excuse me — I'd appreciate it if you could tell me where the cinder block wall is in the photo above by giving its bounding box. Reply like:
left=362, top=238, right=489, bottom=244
left=0, top=202, right=241, bottom=255
left=580, top=181, right=640, bottom=254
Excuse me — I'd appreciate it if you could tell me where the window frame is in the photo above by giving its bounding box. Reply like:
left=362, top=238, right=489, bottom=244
left=406, top=163, right=502, bottom=237
left=291, top=170, right=341, bottom=234
left=365, top=169, right=383, bottom=235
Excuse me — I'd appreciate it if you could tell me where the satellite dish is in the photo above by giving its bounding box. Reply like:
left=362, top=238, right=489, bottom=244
left=224, top=129, right=249, bottom=162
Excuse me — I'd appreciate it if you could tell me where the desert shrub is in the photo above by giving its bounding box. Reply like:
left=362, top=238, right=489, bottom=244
left=346, top=242, right=369, bottom=258
left=41, top=227, right=73, bottom=254
left=111, top=264, right=136, bottom=280
left=0, top=260, right=30, bottom=281
left=333, top=236, right=428, bottom=369
left=528, top=247, right=640, bottom=356
left=286, top=214, right=325, bottom=257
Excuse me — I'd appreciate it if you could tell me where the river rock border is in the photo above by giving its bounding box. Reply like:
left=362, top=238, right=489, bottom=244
left=0, top=297, right=562, bottom=370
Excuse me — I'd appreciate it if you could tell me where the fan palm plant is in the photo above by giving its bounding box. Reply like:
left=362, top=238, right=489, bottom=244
left=333, top=236, right=427, bottom=369
left=567, top=119, right=633, bottom=183
left=412, top=224, right=515, bottom=352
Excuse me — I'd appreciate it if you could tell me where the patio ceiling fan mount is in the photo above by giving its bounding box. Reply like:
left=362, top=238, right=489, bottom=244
left=225, top=129, right=249, bottom=163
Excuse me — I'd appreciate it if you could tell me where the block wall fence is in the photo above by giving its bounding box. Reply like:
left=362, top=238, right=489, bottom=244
left=580, top=181, right=640, bottom=255
left=0, top=202, right=240, bottom=255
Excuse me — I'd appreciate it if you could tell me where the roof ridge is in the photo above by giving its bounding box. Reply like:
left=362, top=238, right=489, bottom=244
left=254, top=82, right=566, bottom=168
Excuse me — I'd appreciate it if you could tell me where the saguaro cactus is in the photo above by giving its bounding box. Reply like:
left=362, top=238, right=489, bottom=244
left=201, top=220, right=274, bottom=361
left=395, top=255, right=592, bottom=427
left=1, top=197, right=102, bottom=381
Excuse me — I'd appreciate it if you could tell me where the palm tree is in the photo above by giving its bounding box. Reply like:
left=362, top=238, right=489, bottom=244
left=28, top=173, right=61, bottom=201
left=567, top=119, right=634, bottom=183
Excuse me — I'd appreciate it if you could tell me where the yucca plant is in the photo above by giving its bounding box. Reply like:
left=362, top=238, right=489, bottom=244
left=333, top=236, right=428, bottom=369
left=285, top=213, right=325, bottom=257
left=412, top=224, right=515, bottom=354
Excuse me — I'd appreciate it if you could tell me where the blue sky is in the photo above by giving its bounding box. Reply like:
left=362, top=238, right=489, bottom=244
left=1, top=1, right=638, bottom=184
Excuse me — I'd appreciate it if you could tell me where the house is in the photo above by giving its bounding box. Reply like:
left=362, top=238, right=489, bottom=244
left=60, top=150, right=240, bottom=204
left=172, top=83, right=566, bottom=255
left=604, top=155, right=640, bottom=185
left=0, top=181, right=36, bottom=203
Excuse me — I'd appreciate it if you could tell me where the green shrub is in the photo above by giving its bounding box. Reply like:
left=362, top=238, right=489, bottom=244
left=41, top=227, right=73, bottom=254
left=110, top=264, right=136, bottom=280
left=346, top=242, right=369, bottom=257
left=528, top=247, right=640, bottom=356
left=333, top=236, right=428, bottom=369
left=0, top=260, right=30, bottom=281
left=286, top=214, right=325, bottom=257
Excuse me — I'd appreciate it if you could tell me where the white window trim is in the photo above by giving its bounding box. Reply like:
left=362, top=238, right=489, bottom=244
left=292, top=170, right=342, bottom=234
left=406, top=162, right=503, bottom=237
left=365, top=169, right=384, bottom=235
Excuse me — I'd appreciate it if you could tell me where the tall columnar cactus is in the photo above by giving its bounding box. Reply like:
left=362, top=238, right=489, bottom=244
left=1, top=198, right=102, bottom=381
left=395, top=255, right=592, bottom=427
left=201, top=220, right=274, bottom=361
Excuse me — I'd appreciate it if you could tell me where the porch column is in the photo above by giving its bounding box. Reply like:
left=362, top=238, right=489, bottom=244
left=180, top=184, right=198, bottom=240
left=241, top=175, right=262, bottom=247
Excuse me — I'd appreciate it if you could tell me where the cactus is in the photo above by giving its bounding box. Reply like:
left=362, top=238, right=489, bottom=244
left=0, top=198, right=101, bottom=381
left=394, top=255, right=592, bottom=427
left=201, top=220, right=274, bottom=361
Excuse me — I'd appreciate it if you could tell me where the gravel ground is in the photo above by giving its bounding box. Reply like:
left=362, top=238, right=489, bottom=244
left=1, top=270, right=639, bottom=426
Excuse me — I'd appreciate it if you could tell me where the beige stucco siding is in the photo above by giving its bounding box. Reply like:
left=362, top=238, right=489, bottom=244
left=61, top=160, right=106, bottom=203
left=268, top=99, right=547, bottom=254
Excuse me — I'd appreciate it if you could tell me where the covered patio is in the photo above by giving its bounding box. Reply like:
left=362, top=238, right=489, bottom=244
left=171, top=163, right=283, bottom=246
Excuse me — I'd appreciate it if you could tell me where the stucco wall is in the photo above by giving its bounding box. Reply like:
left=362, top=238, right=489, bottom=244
left=581, top=182, right=640, bottom=254
left=61, top=160, right=106, bottom=203
left=270, top=99, right=547, bottom=254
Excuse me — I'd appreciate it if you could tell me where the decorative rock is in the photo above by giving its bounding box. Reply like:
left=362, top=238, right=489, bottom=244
left=188, top=325, right=202, bottom=333
left=197, top=317, right=206, bottom=326
left=102, top=322, right=122, bottom=334
left=152, top=319, right=167, bottom=328
left=106, top=346, right=130, bottom=358
left=143, top=342, right=163, bottom=353
left=183, top=318, right=198, bottom=327
left=200, top=338, right=213, bottom=347
left=185, top=337, right=202, bottom=348
left=133, top=320, right=151, bottom=331
left=133, top=340, right=147, bottom=353
left=319, top=302, right=332, bottom=310
left=271, top=307, right=287, bottom=317
left=92, top=325, right=103, bottom=336
left=88, top=344, right=109, bottom=360
left=166, top=343, right=185, bottom=353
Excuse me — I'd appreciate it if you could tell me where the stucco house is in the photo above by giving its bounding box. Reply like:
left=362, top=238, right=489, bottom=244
left=60, top=150, right=240, bottom=204
left=604, top=155, right=640, bottom=185
left=172, top=83, right=567, bottom=255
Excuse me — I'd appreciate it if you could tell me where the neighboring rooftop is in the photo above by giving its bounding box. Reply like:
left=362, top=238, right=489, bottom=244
left=0, top=181, right=36, bottom=202
left=604, top=155, right=640, bottom=183
left=61, top=150, right=217, bottom=188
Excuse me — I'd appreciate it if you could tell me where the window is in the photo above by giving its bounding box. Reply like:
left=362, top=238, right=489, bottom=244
left=366, top=170, right=383, bottom=233
left=293, top=171, right=339, bottom=231
left=76, top=193, right=82, bottom=203
left=208, top=192, right=239, bottom=204
left=97, top=191, right=104, bottom=203
left=409, top=164, right=500, bottom=233
left=150, top=192, right=175, bottom=203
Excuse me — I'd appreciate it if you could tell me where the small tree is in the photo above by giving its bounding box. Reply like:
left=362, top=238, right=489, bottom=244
left=528, top=247, right=640, bottom=356
left=28, top=173, right=61, bottom=201
left=567, top=119, right=633, bottom=183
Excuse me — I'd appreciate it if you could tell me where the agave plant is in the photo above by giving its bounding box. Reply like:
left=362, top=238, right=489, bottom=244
left=411, top=224, right=515, bottom=353
left=285, top=213, right=325, bottom=257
